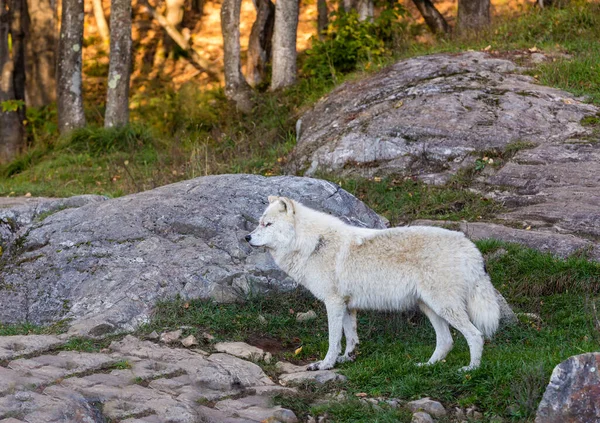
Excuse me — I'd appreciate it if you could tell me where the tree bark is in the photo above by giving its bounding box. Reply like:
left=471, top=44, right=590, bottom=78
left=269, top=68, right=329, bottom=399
left=457, top=0, right=490, bottom=34
left=92, top=0, right=110, bottom=44
left=270, top=0, right=299, bottom=90
left=221, top=0, right=253, bottom=111
left=317, top=0, right=328, bottom=39
left=25, top=0, right=56, bottom=107
left=343, top=0, right=372, bottom=20
left=57, top=0, right=86, bottom=133
left=0, top=0, right=25, bottom=163
left=411, top=0, right=450, bottom=34
left=105, top=0, right=132, bottom=128
left=10, top=0, right=26, bottom=124
left=247, top=0, right=274, bottom=87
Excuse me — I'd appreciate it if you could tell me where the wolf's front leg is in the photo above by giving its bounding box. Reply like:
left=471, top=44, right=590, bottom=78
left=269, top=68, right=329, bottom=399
left=337, top=308, right=358, bottom=363
left=307, top=299, right=345, bottom=371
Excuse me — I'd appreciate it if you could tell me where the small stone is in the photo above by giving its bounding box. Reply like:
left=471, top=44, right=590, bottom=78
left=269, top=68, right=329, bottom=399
left=258, top=314, right=267, bottom=325
left=411, top=412, right=434, bottom=423
left=278, top=370, right=347, bottom=386
left=159, top=329, right=182, bottom=343
left=386, top=399, right=400, bottom=408
left=306, top=416, right=316, bottom=423
left=455, top=407, right=466, bottom=420
left=147, top=331, right=159, bottom=340
left=276, top=361, right=307, bottom=374
left=181, top=335, right=198, bottom=347
left=273, top=408, right=299, bottom=423
left=466, top=406, right=483, bottom=420
left=214, top=341, right=269, bottom=362
left=202, top=332, right=215, bottom=341
left=14, top=391, right=32, bottom=401
left=530, top=53, right=546, bottom=63
left=407, top=398, right=447, bottom=418
left=296, top=310, right=317, bottom=322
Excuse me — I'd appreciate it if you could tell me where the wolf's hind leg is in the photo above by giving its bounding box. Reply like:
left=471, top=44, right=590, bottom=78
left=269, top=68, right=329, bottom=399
left=436, top=306, right=484, bottom=371
left=337, top=308, right=359, bottom=363
left=416, top=302, right=454, bottom=366
left=308, top=299, right=345, bottom=371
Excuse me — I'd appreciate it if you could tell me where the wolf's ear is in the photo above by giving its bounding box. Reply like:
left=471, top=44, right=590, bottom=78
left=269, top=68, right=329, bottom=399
left=279, top=197, right=295, bottom=215
left=268, top=195, right=279, bottom=204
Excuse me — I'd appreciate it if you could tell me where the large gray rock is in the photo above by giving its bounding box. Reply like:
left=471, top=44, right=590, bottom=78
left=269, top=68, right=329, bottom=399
left=289, top=52, right=600, bottom=255
left=536, top=352, right=600, bottom=423
left=0, top=174, right=385, bottom=334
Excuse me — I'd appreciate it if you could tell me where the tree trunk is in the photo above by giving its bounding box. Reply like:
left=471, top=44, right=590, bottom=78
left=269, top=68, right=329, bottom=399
left=10, top=0, right=26, bottom=124
left=356, top=0, right=373, bottom=21
left=270, top=0, right=299, bottom=90
left=105, top=0, right=132, bottom=128
left=0, top=0, right=25, bottom=163
left=57, top=0, right=86, bottom=133
left=411, top=0, right=450, bottom=34
left=456, top=0, right=490, bottom=34
left=92, top=0, right=110, bottom=44
left=247, top=0, right=274, bottom=87
left=317, top=0, right=328, bottom=39
left=343, top=0, right=372, bottom=20
left=221, top=0, right=253, bottom=111
left=25, top=0, right=56, bottom=107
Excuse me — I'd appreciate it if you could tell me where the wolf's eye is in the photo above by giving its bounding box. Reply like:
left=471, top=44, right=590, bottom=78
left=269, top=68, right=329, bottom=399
left=265, top=222, right=272, bottom=227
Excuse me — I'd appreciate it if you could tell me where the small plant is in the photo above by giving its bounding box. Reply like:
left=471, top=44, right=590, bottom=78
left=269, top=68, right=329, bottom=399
left=1, top=99, right=25, bottom=113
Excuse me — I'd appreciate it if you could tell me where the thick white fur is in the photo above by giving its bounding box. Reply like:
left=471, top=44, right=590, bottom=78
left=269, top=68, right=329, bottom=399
left=247, top=196, right=500, bottom=371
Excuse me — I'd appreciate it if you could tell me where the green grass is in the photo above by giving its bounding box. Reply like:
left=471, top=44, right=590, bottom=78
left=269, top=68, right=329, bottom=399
left=338, top=177, right=501, bottom=226
left=142, top=241, right=600, bottom=422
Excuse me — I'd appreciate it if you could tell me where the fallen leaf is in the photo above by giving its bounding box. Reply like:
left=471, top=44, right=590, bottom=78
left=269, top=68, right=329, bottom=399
left=483, top=45, right=492, bottom=51
left=374, top=177, right=382, bottom=182
left=529, top=46, right=539, bottom=52
left=294, top=346, right=303, bottom=355
left=355, top=392, right=368, bottom=397
left=183, top=302, right=190, bottom=309
left=394, top=100, right=404, bottom=108
left=25, top=192, right=31, bottom=197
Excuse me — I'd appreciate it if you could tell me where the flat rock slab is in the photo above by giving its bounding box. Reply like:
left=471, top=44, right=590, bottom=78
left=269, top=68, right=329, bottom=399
left=275, top=360, right=347, bottom=386
left=214, top=341, right=272, bottom=363
left=289, top=51, right=600, bottom=257
left=0, top=335, right=298, bottom=423
left=536, top=352, right=600, bottom=423
left=0, top=174, right=385, bottom=334
left=0, top=335, right=65, bottom=361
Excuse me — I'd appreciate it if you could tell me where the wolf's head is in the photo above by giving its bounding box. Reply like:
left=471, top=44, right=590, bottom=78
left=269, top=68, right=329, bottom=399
left=245, top=196, right=296, bottom=250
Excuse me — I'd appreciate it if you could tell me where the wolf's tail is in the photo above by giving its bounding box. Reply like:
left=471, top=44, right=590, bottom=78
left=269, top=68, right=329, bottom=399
left=467, top=273, right=500, bottom=339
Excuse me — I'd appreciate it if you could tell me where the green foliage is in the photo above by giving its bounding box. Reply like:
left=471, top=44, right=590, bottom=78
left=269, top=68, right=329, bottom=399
left=1, top=99, right=25, bottom=113
left=303, top=5, right=408, bottom=82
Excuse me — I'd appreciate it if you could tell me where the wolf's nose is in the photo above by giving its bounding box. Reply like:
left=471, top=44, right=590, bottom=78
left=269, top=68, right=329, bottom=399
left=245, top=234, right=252, bottom=242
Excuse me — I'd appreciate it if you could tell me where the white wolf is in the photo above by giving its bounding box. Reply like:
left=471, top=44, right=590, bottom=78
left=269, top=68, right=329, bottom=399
left=245, top=196, right=500, bottom=371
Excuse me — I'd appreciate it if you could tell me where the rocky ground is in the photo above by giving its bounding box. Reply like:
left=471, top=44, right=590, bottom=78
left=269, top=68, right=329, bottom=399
left=0, top=333, right=469, bottom=423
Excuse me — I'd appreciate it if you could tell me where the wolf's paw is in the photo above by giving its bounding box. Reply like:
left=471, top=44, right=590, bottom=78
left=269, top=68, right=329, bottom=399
left=458, top=365, right=478, bottom=372
left=415, top=362, right=431, bottom=367
left=306, top=361, right=322, bottom=371
left=307, top=360, right=335, bottom=371
left=336, top=354, right=355, bottom=364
